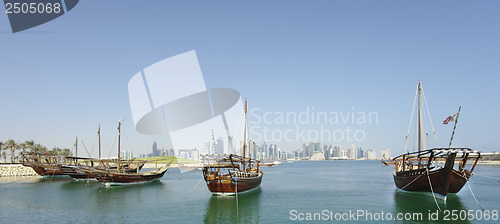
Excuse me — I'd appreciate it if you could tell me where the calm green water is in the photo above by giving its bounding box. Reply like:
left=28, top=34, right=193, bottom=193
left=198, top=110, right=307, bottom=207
left=0, top=161, right=498, bottom=223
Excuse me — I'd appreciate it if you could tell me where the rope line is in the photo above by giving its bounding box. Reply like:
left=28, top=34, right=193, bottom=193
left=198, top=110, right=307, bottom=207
left=425, top=167, right=442, bottom=212
left=466, top=178, right=485, bottom=211
left=474, top=173, right=500, bottom=181
left=359, top=172, right=427, bottom=213
left=184, top=177, right=204, bottom=198
left=422, top=91, right=439, bottom=147
left=403, top=84, right=419, bottom=153
left=235, top=178, right=240, bottom=224
left=108, top=129, right=119, bottom=158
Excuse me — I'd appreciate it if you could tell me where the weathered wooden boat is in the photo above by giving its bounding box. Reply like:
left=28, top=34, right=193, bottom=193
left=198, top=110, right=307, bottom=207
left=392, top=81, right=481, bottom=200
left=60, top=158, right=146, bottom=181
left=202, top=154, right=262, bottom=195
left=393, top=148, right=480, bottom=199
left=21, top=152, right=73, bottom=176
left=58, top=125, right=146, bottom=181
left=90, top=163, right=171, bottom=186
left=202, top=99, right=263, bottom=195
left=86, top=120, right=172, bottom=186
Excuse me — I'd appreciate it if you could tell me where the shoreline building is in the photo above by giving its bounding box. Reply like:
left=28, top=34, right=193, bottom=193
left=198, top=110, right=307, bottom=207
left=348, top=144, right=356, bottom=159
left=381, top=148, right=391, bottom=160
left=365, top=150, right=376, bottom=160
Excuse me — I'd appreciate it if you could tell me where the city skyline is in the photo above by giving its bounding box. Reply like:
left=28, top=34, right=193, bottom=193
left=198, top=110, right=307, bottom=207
left=1, top=1, right=499, bottom=157
left=145, top=139, right=390, bottom=162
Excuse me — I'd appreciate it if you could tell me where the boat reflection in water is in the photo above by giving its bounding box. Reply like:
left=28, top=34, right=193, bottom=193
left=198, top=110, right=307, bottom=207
left=204, top=188, right=261, bottom=224
left=393, top=191, right=470, bottom=223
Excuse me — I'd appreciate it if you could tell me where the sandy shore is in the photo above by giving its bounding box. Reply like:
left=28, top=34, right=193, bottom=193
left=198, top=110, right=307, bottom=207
left=477, top=160, right=500, bottom=165
left=143, top=163, right=180, bottom=169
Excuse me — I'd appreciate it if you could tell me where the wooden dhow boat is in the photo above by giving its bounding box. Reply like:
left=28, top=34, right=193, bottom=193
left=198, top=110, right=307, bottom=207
left=202, top=154, right=263, bottom=195
left=89, top=160, right=172, bottom=186
left=21, top=151, right=72, bottom=176
left=393, top=148, right=480, bottom=199
left=202, top=99, right=263, bottom=195
left=392, top=81, right=481, bottom=200
left=60, top=157, right=146, bottom=181
left=84, top=120, right=171, bottom=186
left=58, top=127, right=145, bottom=181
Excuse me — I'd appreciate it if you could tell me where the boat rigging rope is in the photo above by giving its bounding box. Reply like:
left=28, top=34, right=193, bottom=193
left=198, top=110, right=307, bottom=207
left=466, top=178, right=485, bottom=211
left=81, top=141, right=91, bottom=158
left=184, top=177, right=204, bottom=198
left=422, top=91, right=439, bottom=147
left=425, top=167, right=442, bottom=212
left=235, top=178, right=240, bottom=224
left=88, top=132, right=98, bottom=157
left=403, top=84, right=419, bottom=153
left=474, top=173, right=500, bottom=181
left=108, top=128, right=119, bottom=158
left=359, top=171, right=427, bottom=213
left=121, top=129, right=136, bottom=155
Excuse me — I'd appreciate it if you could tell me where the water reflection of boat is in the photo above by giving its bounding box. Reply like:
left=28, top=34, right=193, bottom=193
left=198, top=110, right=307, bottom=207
left=204, top=188, right=261, bottom=224
left=393, top=190, right=470, bottom=223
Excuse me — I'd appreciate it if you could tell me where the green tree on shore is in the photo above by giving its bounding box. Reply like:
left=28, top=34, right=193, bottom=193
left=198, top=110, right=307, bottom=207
left=22, top=140, right=35, bottom=152
left=1, top=139, right=73, bottom=160
left=49, top=147, right=72, bottom=156
left=0, top=141, right=3, bottom=163
left=5, top=139, right=17, bottom=163
left=31, top=143, right=48, bottom=154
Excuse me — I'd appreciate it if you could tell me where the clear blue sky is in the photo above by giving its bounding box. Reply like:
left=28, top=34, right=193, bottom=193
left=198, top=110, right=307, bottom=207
left=0, top=1, right=499, bottom=157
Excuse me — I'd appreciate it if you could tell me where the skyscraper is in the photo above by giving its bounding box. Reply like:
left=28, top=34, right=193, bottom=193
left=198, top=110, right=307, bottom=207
left=349, top=144, right=356, bottom=159
left=152, top=141, right=159, bottom=157
left=334, top=145, right=342, bottom=157
left=357, top=147, right=364, bottom=159
left=216, top=137, right=224, bottom=155
left=381, top=149, right=391, bottom=160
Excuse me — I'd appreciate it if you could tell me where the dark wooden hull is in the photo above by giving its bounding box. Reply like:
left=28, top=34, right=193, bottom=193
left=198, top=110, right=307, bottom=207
left=60, top=165, right=95, bottom=179
left=60, top=163, right=145, bottom=180
left=204, top=172, right=263, bottom=195
left=26, top=165, right=66, bottom=176
left=393, top=168, right=470, bottom=197
left=92, top=167, right=168, bottom=186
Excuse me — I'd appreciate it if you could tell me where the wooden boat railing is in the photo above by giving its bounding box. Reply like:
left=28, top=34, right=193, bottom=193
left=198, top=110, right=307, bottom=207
left=393, top=148, right=481, bottom=173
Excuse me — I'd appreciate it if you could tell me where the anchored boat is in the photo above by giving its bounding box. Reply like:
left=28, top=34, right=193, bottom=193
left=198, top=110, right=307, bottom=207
left=59, top=125, right=145, bottom=181
left=392, top=81, right=481, bottom=200
left=85, top=120, right=171, bottom=186
left=202, top=99, right=263, bottom=195
left=202, top=154, right=263, bottom=195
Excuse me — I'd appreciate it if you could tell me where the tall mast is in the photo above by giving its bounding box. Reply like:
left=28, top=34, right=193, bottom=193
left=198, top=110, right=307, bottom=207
left=211, top=129, right=216, bottom=155
left=118, top=120, right=121, bottom=160
left=418, top=81, right=423, bottom=153
left=448, top=106, right=461, bottom=148
left=242, top=99, right=248, bottom=170
left=75, top=136, right=78, bottom=158
left=98, top=124, right=101, bottom=159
